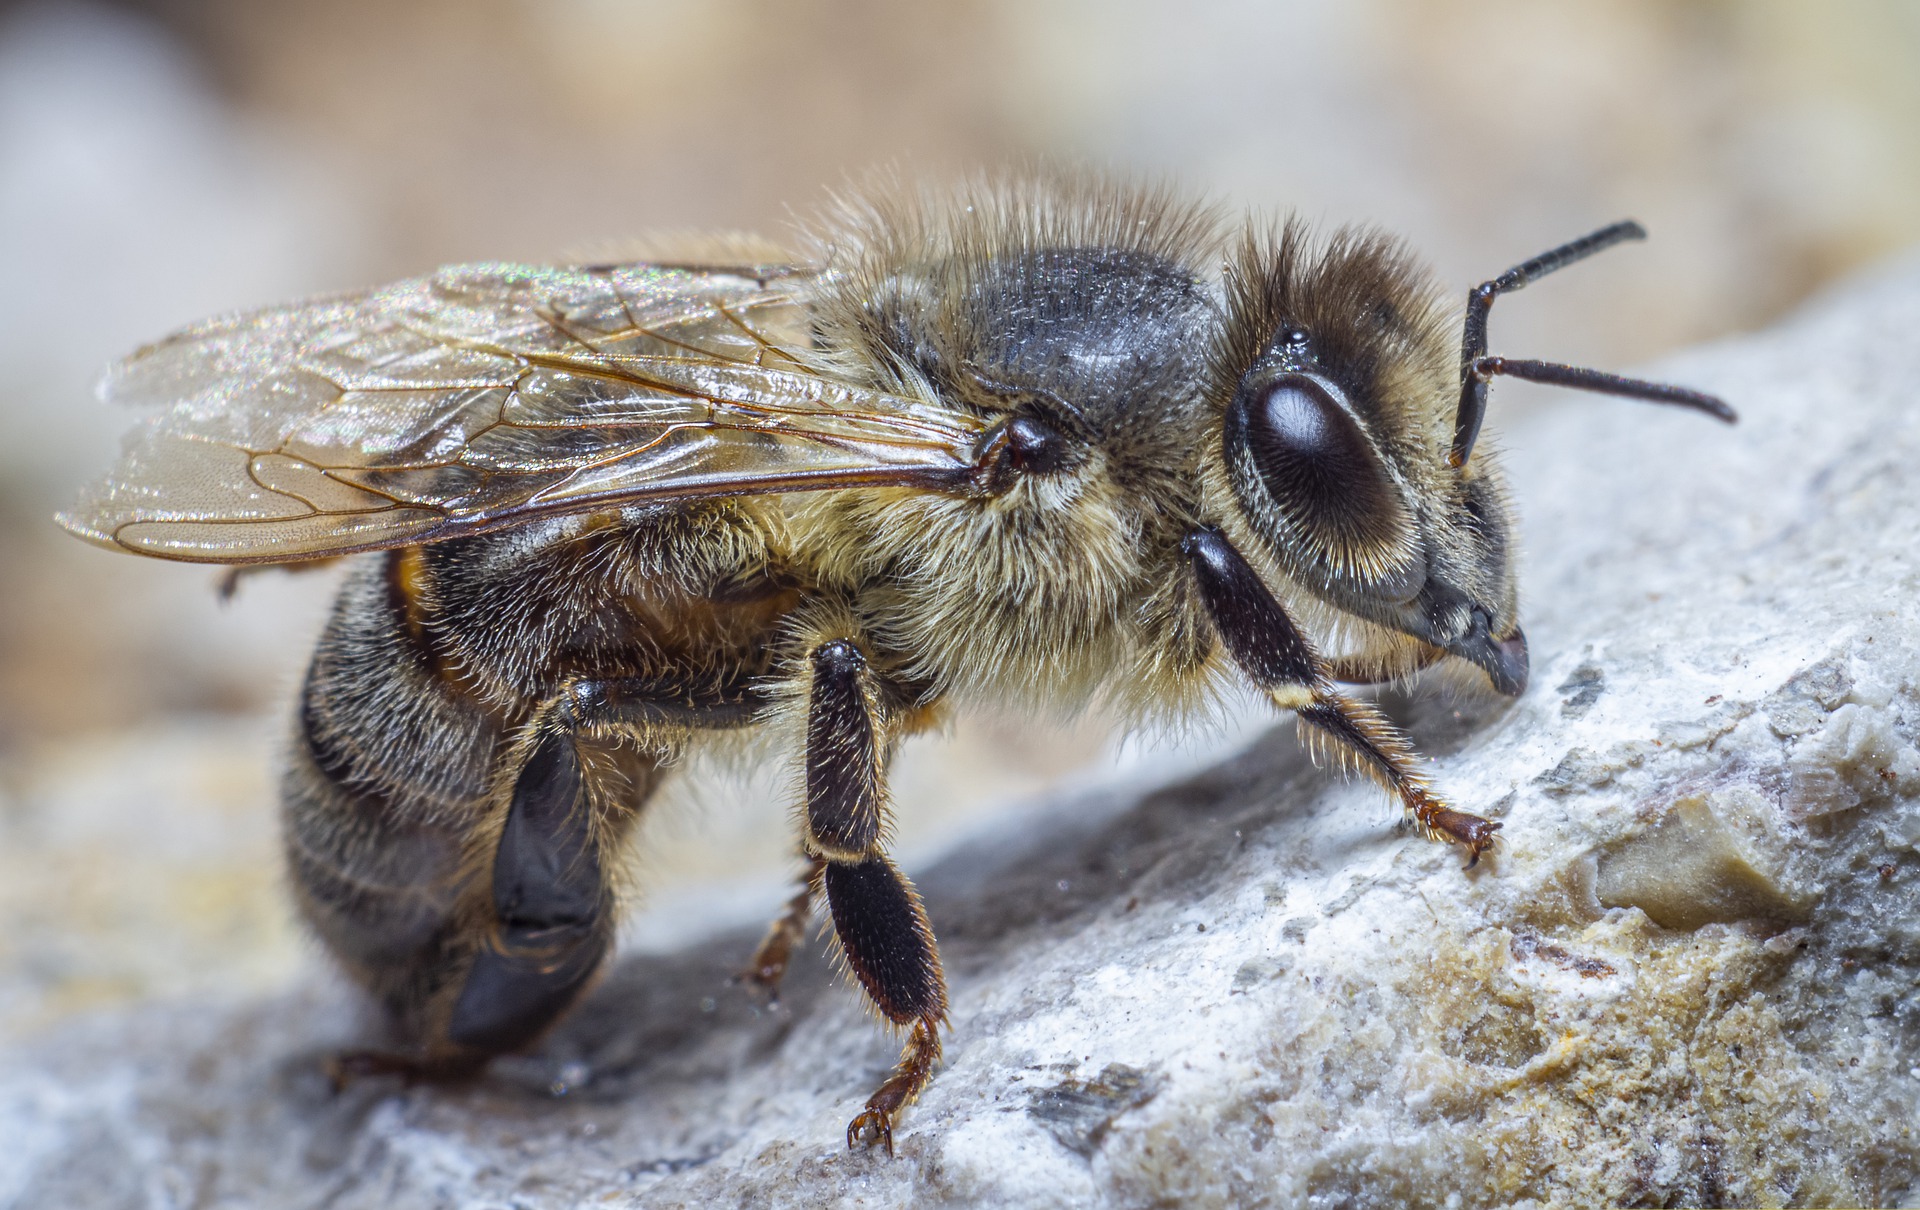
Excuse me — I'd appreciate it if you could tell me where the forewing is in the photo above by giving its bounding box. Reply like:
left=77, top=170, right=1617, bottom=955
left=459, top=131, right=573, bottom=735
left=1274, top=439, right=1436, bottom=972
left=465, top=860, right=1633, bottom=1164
left=61, top=261, right=991, bottom=563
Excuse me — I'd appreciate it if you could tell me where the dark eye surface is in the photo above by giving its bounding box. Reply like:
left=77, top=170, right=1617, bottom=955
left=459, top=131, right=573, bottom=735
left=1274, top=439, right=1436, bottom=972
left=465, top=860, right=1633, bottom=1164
left=1235, top=374, right=1402, bottom=547
left=1005, top=415, right=1071, bottom=474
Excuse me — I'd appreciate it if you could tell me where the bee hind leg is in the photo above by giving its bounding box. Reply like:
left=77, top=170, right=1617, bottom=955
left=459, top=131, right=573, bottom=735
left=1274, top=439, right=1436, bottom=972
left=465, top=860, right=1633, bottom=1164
left=804, top=639, right=947, bottom=1156
left=426, top=678, right=764, bottom=1069
left=318, top=724, right=617, bottom=1085
left=739, top=854, right=825, bottom=1004
left=441, top=726, right=616, bottom=1055
left=1182, top=528, right=1500, bottom=867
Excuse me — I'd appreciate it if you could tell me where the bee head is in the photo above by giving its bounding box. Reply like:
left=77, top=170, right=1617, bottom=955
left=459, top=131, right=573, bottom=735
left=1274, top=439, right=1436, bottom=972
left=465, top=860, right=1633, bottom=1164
left=1211, top=221, right=1527, bottom=696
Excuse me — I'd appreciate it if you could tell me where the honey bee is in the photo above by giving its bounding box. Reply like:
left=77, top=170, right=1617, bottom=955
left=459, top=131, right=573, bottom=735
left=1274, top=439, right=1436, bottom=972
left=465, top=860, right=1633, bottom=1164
left=60, top=173, right=1733, bottom=1154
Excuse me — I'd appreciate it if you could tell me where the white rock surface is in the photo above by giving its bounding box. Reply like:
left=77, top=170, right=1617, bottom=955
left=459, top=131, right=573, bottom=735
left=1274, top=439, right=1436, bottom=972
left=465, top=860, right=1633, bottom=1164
left=4, top=259, right=1920, bottom=1209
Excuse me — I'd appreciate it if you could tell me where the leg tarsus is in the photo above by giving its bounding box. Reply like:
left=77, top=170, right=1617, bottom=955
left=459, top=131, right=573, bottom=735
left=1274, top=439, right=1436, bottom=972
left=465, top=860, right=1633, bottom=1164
left=823, top=855, right=946, bottom=1024
left=1433, top=808, right=1502, bottom=867
left=846, top=1016, right=942, bottom=1156
left=1296, top=694, right=1501, bottom=866
left=322, top=1049, right=484, bottom=1091
left=446, top=727, right=611, bottom=1055
left=738, top=857, right=823, bottom=1004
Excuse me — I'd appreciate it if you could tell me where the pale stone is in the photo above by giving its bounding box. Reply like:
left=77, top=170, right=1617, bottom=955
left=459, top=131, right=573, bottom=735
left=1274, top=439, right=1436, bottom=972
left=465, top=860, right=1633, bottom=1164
left=1595, top=792, right=1808, bottom=931
left=4, top=257, right=1920, bottom=1207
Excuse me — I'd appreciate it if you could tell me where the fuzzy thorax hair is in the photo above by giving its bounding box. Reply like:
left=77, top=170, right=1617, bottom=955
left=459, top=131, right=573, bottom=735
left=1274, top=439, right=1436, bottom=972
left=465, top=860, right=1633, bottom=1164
left=790, top=174, right=1233, bottom=718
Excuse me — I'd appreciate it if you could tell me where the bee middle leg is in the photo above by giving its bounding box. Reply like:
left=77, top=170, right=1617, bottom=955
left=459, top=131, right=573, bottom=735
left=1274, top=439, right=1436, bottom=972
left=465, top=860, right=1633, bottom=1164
left=802, top=639, right=947, bottom=1156
left=1182, top=528, right=1501, bottom=865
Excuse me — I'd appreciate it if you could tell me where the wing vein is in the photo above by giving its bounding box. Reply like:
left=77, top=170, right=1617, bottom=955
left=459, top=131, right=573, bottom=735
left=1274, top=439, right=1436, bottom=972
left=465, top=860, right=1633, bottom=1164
left=66, top=259, right=996, bottom=564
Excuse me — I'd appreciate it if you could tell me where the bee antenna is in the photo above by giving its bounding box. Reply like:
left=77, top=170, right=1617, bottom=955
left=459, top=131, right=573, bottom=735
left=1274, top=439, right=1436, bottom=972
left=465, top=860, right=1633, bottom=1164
left=1448, top=220, right=1736, bottom=468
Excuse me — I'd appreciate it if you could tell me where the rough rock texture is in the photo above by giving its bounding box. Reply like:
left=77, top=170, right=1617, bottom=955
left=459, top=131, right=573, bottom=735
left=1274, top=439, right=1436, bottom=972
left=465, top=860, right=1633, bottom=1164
left=4, top=260, right=1920, bottom=1209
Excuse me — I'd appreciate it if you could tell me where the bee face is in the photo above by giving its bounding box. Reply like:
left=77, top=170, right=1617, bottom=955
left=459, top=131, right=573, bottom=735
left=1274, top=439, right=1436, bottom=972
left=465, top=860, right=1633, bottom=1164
left=1213, top=221, right=1527, bottom=694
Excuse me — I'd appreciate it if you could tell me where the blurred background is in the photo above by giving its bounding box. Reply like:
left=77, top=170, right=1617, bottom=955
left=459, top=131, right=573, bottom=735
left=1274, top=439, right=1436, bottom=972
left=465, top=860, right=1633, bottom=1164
left=1, top=0, right=1917, bottom=1040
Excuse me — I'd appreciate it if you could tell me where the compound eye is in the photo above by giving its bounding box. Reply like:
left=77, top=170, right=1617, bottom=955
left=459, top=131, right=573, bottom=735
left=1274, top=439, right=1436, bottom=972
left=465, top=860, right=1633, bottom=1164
left=1227, top=373, right=1417, bottom=585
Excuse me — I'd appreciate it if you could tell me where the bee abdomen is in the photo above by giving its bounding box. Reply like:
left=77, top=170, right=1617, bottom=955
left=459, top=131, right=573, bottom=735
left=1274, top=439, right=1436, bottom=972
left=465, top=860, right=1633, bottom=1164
left=287, top=550, right=687, bottom=1055
left=282, top=740, right=470, bottom=1020
left=284, top=555, right=506, bottom=1035
left=299, top=555, right=500, bottom=812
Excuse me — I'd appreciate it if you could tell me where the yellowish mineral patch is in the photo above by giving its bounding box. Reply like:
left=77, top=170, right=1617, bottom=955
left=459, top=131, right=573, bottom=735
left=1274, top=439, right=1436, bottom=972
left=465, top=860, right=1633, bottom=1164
left=1596, top=792, right=1810, bottom=931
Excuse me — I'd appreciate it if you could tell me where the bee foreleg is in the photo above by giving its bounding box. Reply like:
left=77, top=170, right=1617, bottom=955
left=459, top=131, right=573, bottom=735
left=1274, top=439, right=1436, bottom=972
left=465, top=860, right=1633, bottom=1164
left=1293, top=697, right=1501, bottom=867
left=1182, top=527, right=1500, bottom=866
left=803, top=639, right=947, bottom=1156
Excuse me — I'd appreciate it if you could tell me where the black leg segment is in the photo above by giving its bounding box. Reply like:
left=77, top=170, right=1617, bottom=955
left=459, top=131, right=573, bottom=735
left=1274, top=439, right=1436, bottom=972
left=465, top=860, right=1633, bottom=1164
left=807, top=641, right=884, bottom=858
left=828, top=850, right=946, bottom=1157
left=823, top=855, right=945, bottom=1025
left=1183, top=527, right=1501, bottom=865
left=1182, top=526, right=1317, bottom=692
left=447, top=729, right=610, bottom=1054
left=559, top=673, right=767, bottom=732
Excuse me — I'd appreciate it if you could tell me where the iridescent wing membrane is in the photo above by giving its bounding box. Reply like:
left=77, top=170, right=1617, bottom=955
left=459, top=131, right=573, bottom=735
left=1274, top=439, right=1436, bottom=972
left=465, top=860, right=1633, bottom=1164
left=60, top=261, right=993, bottom=563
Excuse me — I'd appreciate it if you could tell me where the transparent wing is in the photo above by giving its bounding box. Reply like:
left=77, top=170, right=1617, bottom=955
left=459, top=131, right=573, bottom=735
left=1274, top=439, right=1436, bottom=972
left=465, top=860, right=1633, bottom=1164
left=60, top=260, right=993, bottom=563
